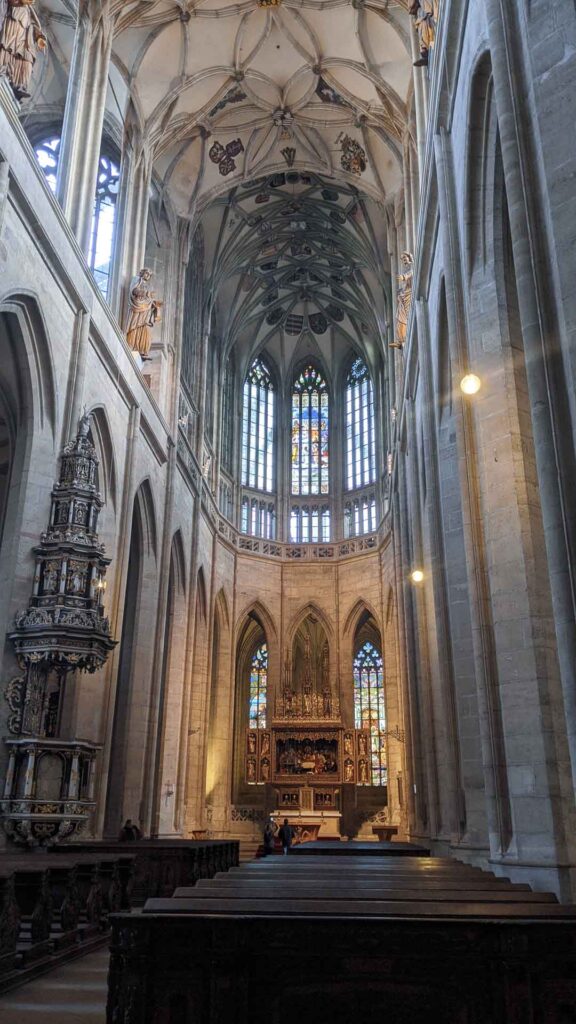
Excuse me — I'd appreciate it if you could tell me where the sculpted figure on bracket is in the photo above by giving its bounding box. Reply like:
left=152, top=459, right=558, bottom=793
left=0, top=0, right=46, bottom=99
left=390, top=251, right=414, bottom=349
left=409, top=0, right=438, bottom=68
left=125, top=268, right=163, bottom=359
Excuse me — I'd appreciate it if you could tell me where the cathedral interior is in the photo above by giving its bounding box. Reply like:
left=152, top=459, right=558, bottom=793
left=0, top=0, right=576, bottom=1021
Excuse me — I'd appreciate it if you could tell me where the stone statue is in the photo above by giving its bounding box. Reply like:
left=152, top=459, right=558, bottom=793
left=78, top=409, right=92, bottom=437
left=390, top=251, right=413, bottom=349
left=409, top=0, right=438, bottom=68
left=125, top=268, right=163, bottom=359
left=0, top=0, right=47, bottom=100
left=322, top=686, right=332, bottom=718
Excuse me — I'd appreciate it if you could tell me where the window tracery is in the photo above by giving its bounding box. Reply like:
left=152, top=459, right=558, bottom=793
left=345, top=357, right=375, bottom=491
left=248, top=642, right=268, bottom=730
left=291, top=364, right=329, bottom=497
left=354, top=640, right=386, bottom=786
left=290, top=504, right=330, bottom=543
left=242, top=358, right=275, bottom=493
left=34, top=137, right=119, bottom=298
left=89, top=153, right=119, bottom=298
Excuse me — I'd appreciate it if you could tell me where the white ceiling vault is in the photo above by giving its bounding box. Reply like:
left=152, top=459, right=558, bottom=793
left=36, top=0, right=414, bottom=219
left=33, top=0, right=415, bottom=359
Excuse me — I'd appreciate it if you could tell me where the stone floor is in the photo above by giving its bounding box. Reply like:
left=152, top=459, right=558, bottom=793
left=0, top=948, right=108, bottom=1023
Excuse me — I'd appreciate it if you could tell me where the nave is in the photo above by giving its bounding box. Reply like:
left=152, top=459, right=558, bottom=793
left=110, top=843, right=576, bottom=1023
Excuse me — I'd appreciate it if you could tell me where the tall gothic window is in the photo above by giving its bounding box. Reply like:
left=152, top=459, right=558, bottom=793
left=34, top=137, right=119, bottom=299
left=242, top=358, right=275, bottom=492
left=89, top=153, right=120, bottom=297
left=221, top=357, right=234, bottom=476
left=291, top=364, right=329, bottom=496
left=248, top=642, right=268, bottom=729
left=354, top=640, right=386, bottom=785
left=345, top=357, right=375, bottom=490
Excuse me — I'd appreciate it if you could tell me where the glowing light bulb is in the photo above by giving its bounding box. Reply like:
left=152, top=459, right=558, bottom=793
left=460, top=373, right=482, bottom=396
left=410, top=569, right=424, bottom=584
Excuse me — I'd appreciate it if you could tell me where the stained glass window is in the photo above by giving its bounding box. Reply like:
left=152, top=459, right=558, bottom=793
left=354, top=640, right=386, bottom=786
left=242, top=358, right=275, bottom=492
left=89, top=153, right=120, bottom=298
left=345, top=357, right=375, bottom=490
left=249, top=643, right=268, bottom=730
left=291, top=365, right=329, bottom=496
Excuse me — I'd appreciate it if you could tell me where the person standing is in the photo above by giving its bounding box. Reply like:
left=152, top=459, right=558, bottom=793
left=278, top=818, right=294, bottom=856
left=263, top=819, right=276, bottom=857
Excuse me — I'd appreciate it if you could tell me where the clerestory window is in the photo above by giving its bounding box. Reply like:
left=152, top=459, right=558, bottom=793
left=291, top=364, right=329, bottom=496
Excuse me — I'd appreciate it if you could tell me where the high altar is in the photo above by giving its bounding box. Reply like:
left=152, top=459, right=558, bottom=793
left=245, top=615, right=374, bottom=838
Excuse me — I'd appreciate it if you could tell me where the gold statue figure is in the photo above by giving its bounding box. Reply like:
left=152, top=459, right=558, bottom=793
left=409, top=0, right=438, bottom=68
left=0, top=0, right=46, bottom=99
left=126, top=268, right=163, bottom=359
left=389, top=251, right=414, bottom=349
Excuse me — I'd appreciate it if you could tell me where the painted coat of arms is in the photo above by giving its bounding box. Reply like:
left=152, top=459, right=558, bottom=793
left=209, top=138, right=245, bottom=176
left=339, top=134, right=366, bottom=176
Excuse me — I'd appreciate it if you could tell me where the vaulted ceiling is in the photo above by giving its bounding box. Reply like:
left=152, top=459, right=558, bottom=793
left=35, top=0, right=414, bottom=219
left=199, top=171, right=389, bottom=369
left=33, top=0, right=413, bottom=371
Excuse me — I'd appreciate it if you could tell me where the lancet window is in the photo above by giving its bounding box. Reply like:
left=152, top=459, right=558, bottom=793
left=248, top=643, right=268, bottom=730
left=345, top=357, right=375, bottom=490
left=242, top=358, right=275, bottom=493
left=89, top=153, right=120, bottom=298
left=291, top=365, right=329, bottom=496
left=34, top=137, right=119, bottom=298
left=354, top=640, right=386, bottom=785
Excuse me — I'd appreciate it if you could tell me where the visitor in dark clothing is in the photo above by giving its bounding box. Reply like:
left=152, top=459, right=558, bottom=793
left=119, top=818, right=142, bottom=841
left=279, top=818, right=294, bottom=855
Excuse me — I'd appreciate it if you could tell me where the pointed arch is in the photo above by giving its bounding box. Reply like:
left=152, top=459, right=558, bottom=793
left=0, top=292, right=57, bottom=436
left=213, top=587, right=230, bottom=631
left=133, top=478, right=158, bottom=559
left=343, top=598, right=381, bottom=639
left=196, top=566, right=207, bottom=623
left=235, top=599, right=278, bottom=646
left=464, top=50, right=496, bottom=276
left=170, top=529, right=187, bottom=595
left=88, top=404, right=118, bottom=512
left=286, top=601, right=334, bottom=647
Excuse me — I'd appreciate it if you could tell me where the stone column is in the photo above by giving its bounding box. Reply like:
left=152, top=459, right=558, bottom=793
left=108, top=123, right=153, bottom=325
left=0, top=159, right=9, bottom=238
left=433, top=127, right=513, bottom=859
left=484, top=0, right=576, bottom=794
left=56, top=1, right=116, bottom=254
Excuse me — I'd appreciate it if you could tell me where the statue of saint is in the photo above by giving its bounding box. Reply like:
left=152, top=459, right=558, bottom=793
left=409, top=1, right=438, bottom=67
left=0, top=0, right=46, bottom=99
left=125, top=268, right=163, bottom=359
left=390, top=251, right=414, bottom=349
left=322, top=686, right=332, bottom=718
